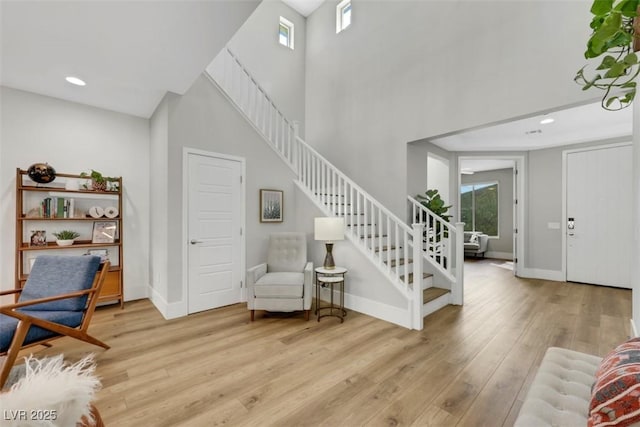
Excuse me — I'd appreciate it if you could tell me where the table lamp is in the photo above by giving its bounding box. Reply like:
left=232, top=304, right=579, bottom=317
left=314, top=217, right=345, bottom=269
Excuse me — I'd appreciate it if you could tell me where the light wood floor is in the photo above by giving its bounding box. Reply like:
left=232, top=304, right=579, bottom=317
left=26, top=259, right=631, bottom=426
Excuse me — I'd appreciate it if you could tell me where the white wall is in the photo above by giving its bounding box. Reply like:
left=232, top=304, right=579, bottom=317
left=0, top=86, right=150, bottom=300
left=306, top=1, right=593, bottom=219
left=149, top=94, right=170, bottom=305
left=633, top=102, right=640, bottom=336
left=427, top=153, right=450, bottom=205
left=226, top=0, right=306, bottom=135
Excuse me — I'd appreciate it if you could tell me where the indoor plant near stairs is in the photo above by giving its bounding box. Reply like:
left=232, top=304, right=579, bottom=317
left=415, top=189, right=452, bottom=262
left=575, top=0, right=640, bottom=110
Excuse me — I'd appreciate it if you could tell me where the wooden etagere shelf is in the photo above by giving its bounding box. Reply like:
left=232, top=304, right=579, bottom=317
left=15, top=168, right=124, bottom=308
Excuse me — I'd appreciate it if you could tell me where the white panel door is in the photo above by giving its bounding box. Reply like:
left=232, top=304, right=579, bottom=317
left=566, top=145, right=632, bottom=288
left=188, top=153, right=242, bottom=314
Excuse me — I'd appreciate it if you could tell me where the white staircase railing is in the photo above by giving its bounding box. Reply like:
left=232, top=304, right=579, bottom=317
left=408, top=196, right=464, bottom=305
left=206, top=47, right=463, bottom=328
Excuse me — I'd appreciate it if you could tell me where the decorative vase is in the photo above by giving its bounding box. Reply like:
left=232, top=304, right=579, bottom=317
left=27, top=163, right=56, bottom=184
left=56, top=239, right=74, bottom=246
left=91, top=180, right=107, bottom=192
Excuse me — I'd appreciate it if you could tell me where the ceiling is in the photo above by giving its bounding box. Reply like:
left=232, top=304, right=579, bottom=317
left=282, top=0, right=325, bottom=17
left=0, top=1, right=260, bottom=118
left=430, top=101, right=633, bottom=152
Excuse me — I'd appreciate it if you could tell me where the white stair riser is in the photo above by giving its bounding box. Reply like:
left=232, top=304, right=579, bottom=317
left=422, top=292, right=452, bottom=318
left=422, top=275, right=433, bottom=289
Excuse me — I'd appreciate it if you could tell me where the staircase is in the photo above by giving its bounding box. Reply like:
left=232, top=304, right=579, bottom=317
left=205, top=47, right=464, bottom=330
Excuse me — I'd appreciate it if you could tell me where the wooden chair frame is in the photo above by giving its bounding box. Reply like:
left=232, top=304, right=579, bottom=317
left=0, top=261, right=111, bottom=388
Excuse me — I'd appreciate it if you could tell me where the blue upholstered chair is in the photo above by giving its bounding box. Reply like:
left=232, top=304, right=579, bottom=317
left=0, top=255, right=110, bottom=388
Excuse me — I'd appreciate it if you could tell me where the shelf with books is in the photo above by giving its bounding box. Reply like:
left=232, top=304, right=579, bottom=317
left=15, top=168, right=124, bottom=308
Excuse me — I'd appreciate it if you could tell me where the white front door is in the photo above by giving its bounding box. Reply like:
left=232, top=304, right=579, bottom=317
left=187, top=152, right=243, bottom=314
left=566, top=144, right=632, bottom=288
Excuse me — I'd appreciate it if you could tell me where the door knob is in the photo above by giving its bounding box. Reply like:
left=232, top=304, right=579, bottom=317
left=190, top=239, right=203, bottom=245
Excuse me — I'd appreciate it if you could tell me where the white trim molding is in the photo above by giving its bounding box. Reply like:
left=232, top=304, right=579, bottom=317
left=148, top=285, right=188, bottom=320
left=519, top=268, right=564, bottom=282
left=317, top=286, right=411, bottom=329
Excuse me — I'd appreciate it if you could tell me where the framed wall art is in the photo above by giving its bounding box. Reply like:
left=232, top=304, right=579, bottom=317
left=92, top=221, right=117, bottom=244
left=260, top=189, right=283, bottom=223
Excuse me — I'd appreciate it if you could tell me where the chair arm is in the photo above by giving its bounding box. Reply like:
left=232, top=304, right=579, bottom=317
left=303, top=262, right=313, bottom=310
left=246, top=263, right=267, bottom=310
left=247, top=263, right=267, bottom=286
left=478, top=234, right=489, bottom=252
left=0, top=288, right=94, bottom=314
left=0, top=288, right=23, bottom=297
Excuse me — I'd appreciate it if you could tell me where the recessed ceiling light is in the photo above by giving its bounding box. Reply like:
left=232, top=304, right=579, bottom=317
left=65, top=76, right=86, bottom=86
left=540, top=117, right=555, bottom=125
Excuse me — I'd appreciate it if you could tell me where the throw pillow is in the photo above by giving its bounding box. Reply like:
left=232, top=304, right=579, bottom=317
left=469, top=233, right=479, bottom=244
left=589, top=337, right=640, bottom=427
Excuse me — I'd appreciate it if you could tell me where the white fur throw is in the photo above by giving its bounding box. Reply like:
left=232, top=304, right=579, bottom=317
left=0, top=355, right=100, bottom=427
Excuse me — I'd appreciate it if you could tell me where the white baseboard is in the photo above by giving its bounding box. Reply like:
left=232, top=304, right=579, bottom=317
left=484, top=251, right=513, bottom=260
left=149, top=286, right=187, bottom=320
left=631, top=319, right=638, bottom=338
left=318, top=287, right=411, bottom=329
left=518, top=268, right=564, bottom=282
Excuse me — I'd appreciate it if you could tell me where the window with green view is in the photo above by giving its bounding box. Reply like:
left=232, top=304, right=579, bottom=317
left=460, top=182, right=498, bottom=237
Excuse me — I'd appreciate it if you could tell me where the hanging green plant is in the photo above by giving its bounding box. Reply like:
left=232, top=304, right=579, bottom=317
left=574, top=0, right=640, bottom=110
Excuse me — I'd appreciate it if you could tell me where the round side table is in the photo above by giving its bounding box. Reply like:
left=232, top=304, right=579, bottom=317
left=315, top=266, right=347, bottom=323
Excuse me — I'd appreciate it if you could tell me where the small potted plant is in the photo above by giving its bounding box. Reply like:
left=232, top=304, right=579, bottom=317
left=53, top=230, right=80, bottom=246
left=80, top=170, right=119, bottom=192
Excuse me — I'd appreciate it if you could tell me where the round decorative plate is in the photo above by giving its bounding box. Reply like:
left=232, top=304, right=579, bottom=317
left=104, top=206, right=119, bottom=218
left=89, top=206, right=104, bottom=218
left=27, top=163, right=56, bottom=184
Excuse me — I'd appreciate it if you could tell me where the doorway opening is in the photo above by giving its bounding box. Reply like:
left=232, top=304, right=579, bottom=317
left=458, top=156, right=525, bottom=276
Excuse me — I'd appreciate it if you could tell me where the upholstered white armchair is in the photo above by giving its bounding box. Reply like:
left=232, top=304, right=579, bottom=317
left=246, top=232, right=313, bottom=321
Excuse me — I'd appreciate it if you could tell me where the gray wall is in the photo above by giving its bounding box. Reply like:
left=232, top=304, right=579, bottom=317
left=462, top=168, right=514, bottom=256
left=306, top=1, right=593, bottom=220
left=227, top=0, right=306, bottom=135
left=157, top=74, right=299, bottom=304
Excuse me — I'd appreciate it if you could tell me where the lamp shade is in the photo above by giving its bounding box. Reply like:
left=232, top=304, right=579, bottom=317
left=314, top=217, right=345, bottom=241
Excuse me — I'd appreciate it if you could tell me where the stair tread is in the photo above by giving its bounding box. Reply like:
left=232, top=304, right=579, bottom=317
left=385, top=258, right=413, bottom=267
left=423, top=287, right=450, bottom=304
left=361, top=234, right=388, bottom=238
left=400, top=272, right=433, bottom=284
left=374, top=245, right=400, bottom=253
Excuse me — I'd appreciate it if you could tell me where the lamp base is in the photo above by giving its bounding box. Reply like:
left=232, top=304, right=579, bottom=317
left=323, top=243, right=335, bottom=269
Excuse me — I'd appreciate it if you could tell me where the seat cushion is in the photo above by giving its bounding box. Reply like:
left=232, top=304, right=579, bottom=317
left=515, top=347, right=602, bottom=427
left=19, top=255, right=101, bottom=311
left=254, top=272, right=304, bottom=298
left=0, top=310, right=84, bottom=352
left=464, top=243, right=480, bottom=251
